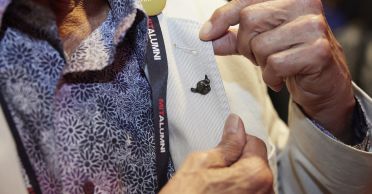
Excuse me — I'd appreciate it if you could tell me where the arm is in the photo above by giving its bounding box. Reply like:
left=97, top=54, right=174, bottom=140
left=278, top=84, right=372, bottom=194
left=200, top=0, right=372, bottom=193
left=200, top=0, right=355, bottom=143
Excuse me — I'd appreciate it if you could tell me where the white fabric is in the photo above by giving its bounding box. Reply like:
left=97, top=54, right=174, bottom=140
left=158, top=15, right=231, bottom=169
left=159, top=14, right=272, bottom=167
left=158, top=11, right=278, bottom=191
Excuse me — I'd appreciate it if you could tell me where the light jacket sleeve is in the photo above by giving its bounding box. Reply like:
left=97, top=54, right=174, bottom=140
left=277, top=83, right=372, bottom=194
left=0, top=104, right=28, bottom=194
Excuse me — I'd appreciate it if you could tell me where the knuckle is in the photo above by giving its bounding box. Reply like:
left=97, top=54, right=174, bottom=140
left=315, top=39, right=332, bottom=62
left=267, top=55, right=283, bottom=70
left=238, top=157, right=273, bottom=191
left=248, top=135, right=267, bottom=147
left=202, top=173, right=221, bottom=191
left=308, top=15, right=327, bottom=35
left=187, top=152, right=208, bottom=163
left=240, top=8, right=257, bottom=27
left=260, top=169, right=274, bottom=192
left=311, top=0, right=324, bottom=11
left=262, top=70, right=275, bottom=87
left=251, top=37, right=265, bottom=56
left=270, top=62, right=282, bottom=77
left=246, top=135, right=269, bottom=158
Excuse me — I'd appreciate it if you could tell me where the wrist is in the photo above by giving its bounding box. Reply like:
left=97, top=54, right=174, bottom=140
left=302, top=88, right=355, bottom=144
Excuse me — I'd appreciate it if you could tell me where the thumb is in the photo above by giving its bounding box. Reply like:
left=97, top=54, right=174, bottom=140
left=214, top=113, right=246, bottom=166
left=240, top=134, right=268, bottom=161
left=179, top=114, right=246, bottom=171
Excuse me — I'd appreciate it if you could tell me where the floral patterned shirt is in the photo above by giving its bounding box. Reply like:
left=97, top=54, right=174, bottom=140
left=0, top=0, right=173, bottom=193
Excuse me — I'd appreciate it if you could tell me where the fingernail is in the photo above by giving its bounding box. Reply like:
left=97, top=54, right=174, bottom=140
left=199, top=21, right=212, bottom=39
left=270, top=84, right=283, bottom=92
left=225, top=114, right=241, bottom=133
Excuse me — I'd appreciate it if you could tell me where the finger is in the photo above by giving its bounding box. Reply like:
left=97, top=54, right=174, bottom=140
left=204, top=135, right=273, bottom=194
left=240, top=134, right=268, bottom=161
left=212, top=28, right=238, bottom=55
left=235, top=0, right=291, bottom=61
left=180, top=114, right=246, bottom=170
left=199, top=0, right=267, bottom=41
left=211, top=2, right=288, bottom=57
left=262, top=38, right=330, bottom=92
left=231, top=135, right=274, bottom=193
left=249, top=14, right=326, bottom=67
left=212, top=113, right=247, bottom=167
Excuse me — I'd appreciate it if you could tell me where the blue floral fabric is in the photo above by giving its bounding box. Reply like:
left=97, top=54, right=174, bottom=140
left=0, top=0, right=173, bottom=193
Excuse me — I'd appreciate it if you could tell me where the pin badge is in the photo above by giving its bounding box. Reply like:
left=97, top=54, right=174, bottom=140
left=191, top=75, right=211, bottom=95
left=141, top=0, right=167, bottom=16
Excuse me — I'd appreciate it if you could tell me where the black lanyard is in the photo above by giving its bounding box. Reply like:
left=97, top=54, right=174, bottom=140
left=145, top=16, right=170, bottom=191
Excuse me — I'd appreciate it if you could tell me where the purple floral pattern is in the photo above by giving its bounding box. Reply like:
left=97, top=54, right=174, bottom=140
left=0, top=0, right=174, bottom=193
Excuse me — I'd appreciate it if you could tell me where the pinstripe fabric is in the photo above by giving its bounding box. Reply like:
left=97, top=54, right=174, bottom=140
left=159, top=16, right=231, bottom=168
left=157, top=14, right=277, bottom=191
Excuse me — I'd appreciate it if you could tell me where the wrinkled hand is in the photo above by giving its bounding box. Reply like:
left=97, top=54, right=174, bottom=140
left=160, top=114, right=274, bottom=194
left=200, top=0, right=355, bottom=142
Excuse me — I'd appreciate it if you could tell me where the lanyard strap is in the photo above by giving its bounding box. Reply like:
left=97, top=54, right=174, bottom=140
left=146, top=16, right=170, bottom=191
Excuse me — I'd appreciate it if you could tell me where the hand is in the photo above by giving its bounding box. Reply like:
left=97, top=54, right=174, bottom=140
left=160, top=114, right=274, bottom=194
left=199, top=0, right=355, bottom=143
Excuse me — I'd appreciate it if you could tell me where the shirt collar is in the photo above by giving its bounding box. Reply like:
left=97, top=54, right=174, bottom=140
left=64, top=0, right=146, bottom=74
left=108, top=0, right=144, bottom=46
left=1, top=0, right=147, bottom=74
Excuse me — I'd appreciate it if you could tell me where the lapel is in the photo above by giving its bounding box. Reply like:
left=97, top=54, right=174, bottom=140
left=158, top=15, right=231, bottom=168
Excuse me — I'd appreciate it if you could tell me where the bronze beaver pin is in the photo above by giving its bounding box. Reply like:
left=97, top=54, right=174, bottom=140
left=191, top=75, right=211, bottom=95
